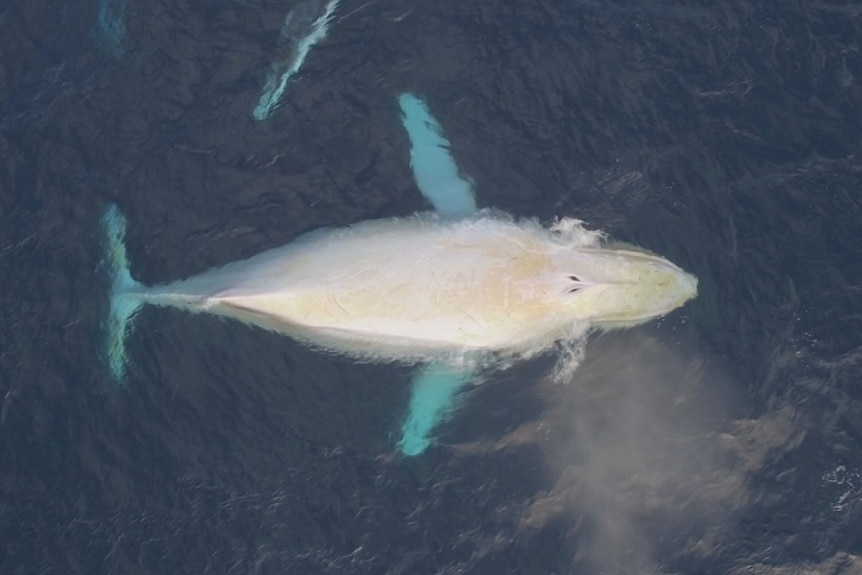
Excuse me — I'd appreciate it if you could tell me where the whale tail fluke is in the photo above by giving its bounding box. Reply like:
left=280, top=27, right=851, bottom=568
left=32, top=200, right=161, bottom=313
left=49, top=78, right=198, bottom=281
left=102, top=204, right=145, bottom=381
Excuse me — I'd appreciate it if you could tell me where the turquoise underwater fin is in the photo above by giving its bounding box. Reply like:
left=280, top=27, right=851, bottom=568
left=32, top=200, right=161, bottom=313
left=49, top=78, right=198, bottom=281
left=102, top=204, right=145, bottom=381
left=397, top=92, right=478, bottom=218
left=398, top=364, right=473, bottom=456
left=394, top=92, right=480, bottom=456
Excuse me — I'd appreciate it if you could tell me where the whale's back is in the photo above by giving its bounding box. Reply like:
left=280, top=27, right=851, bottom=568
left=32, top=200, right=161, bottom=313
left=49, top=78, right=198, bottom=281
left=137, top=213, right=695, bottom=362
left=144, top=216, right=585, bottom=357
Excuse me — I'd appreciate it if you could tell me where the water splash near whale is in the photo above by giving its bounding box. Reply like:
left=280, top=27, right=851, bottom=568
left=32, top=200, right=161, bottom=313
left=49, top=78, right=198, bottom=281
left=253, top=0, right=341, bottom=120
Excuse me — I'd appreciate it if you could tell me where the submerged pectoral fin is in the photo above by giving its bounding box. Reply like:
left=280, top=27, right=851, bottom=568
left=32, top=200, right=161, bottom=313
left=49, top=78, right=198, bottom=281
left=397, top=92, right=478, bottom=218
left=398, top=363, right=474, bottom=456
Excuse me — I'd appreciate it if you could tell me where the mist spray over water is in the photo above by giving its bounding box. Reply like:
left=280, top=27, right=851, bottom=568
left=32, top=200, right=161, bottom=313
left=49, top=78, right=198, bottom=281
left=519, top=333, right=744, bottom=573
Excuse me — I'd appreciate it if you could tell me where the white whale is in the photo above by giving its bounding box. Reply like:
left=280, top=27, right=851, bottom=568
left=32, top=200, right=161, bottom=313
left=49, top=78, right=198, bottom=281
left=103, top=93, right=697, bottom=455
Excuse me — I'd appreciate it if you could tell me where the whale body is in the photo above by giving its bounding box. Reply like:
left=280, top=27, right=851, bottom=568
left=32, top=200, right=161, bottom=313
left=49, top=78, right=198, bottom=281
left=114, top=213, right=696, bottom=362
left=103, top=93, right=698, bottom=456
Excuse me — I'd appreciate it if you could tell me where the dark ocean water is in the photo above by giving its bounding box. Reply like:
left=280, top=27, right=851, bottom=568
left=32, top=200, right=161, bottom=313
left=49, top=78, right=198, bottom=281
left=2, top=0, right=862, bottom=573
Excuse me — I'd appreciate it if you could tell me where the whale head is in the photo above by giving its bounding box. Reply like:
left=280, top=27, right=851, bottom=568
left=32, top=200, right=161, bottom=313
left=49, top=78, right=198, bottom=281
left=561, top=247, right=698, bottom=329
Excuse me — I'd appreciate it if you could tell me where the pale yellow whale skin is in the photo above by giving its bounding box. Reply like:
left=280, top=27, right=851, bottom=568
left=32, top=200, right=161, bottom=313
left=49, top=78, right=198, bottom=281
left=136, top=214, right=697, bottom=362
